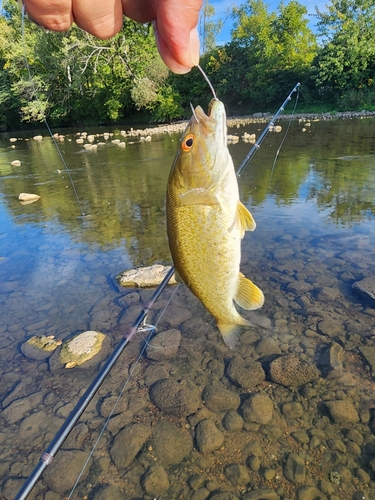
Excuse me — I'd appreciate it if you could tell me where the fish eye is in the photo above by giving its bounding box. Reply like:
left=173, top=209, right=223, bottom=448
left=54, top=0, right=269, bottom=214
left=181, top=134, right=194, bottom=151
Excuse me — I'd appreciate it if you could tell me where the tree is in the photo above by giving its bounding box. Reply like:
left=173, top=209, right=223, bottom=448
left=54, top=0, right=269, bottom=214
left=229, top=0, right=317, bottom=108
left=314, top=0, right=375, bottom=103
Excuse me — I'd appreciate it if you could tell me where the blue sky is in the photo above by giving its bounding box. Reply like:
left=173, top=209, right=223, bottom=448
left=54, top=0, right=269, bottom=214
left=209, top=0, right=328, bottom=45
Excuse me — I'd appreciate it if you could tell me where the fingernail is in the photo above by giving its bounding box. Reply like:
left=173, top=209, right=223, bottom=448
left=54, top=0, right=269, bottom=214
left=190, top=27, right=200, bottom=66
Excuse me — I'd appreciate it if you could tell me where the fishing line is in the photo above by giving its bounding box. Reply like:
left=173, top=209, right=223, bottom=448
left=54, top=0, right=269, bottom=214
left=20, top=5, right=86, bottom=217
left=67, top=280, right=181, bottom=499
left=236, top=82, right=301, bottom=177
left=268, top=84, right=301, bottom=187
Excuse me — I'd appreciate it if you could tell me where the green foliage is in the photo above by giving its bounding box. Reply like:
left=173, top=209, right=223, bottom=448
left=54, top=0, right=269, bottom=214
left=314, top=0, right=375, bottom=97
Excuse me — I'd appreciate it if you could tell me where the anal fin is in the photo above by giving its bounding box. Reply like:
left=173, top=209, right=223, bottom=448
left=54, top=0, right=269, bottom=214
left=234, top=272, right=264, bottom=310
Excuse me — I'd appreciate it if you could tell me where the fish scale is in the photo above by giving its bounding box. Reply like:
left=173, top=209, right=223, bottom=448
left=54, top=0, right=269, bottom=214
left=167, top=98, right=264, bottom=348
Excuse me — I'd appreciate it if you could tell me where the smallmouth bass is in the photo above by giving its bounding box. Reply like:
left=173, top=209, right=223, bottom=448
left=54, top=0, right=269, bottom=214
left=166, top=98, right=264, bottom=348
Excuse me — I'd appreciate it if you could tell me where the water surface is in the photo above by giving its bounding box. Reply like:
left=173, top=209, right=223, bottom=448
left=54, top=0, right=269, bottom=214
left=0, top=117, right=375, bottom=500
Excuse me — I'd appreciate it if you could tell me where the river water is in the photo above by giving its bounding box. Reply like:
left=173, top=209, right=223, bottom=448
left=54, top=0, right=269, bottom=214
left=0, top=116, right=375, bottom=500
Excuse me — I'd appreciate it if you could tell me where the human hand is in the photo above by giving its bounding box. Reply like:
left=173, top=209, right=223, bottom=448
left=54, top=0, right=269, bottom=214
left=22, top=0, right=201, bottom=74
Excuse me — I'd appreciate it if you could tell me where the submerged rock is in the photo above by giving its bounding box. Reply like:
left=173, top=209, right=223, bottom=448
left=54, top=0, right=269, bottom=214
left=353, top=276, right=375, bottom=307
left=43, top=450, right=90, bottom=494
left=195, top=418, right=224, bottom=453
left=150, top=420, right=193, bottom=466
left=117, top=264, right=177, bottom=287
left=241, top=393, right=273, bottom=424
left=145, top=328, right=181, bottom=361
left=110, top=423, right=151, bottom=469
left=141, top=464, right=170, bottom=496
left=269, top=354, right=319, bottom=387
left=21, top=335, right=62, bottom=361
left=149, top=378, right=201, bottom=417
left=53, top=330, right=106, bottom=369
left=226, top=356, right=265, bottom=390
left=325, top=399, right=359, bottom=425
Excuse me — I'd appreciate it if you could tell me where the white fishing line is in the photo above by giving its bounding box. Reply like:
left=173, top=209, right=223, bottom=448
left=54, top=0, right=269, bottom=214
left=20, top=6, right=86, bottom=216
left=67, top=282, right=181, bottom=498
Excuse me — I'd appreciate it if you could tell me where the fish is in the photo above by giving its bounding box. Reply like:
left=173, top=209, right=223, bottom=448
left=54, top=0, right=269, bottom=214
left=166, top=97, right=264, bottom=348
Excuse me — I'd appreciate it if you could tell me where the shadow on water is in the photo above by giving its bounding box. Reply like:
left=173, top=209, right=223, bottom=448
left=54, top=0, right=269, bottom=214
left=0, top=118, right=375, bottom=499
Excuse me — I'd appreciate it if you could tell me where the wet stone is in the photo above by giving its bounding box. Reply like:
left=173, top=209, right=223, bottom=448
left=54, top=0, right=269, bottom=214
left=195, top=419, right=224, bottom=454
left=110, top=423, right=151, bottom=469
left=319, top=342, right=344, bottom=379
left=141, top=464, right=170, bottom=497
left=20, top=335, right=62, bottom=360
left=149, top=378, right=201, bottom=417
left=325, top=399, right=359, bottom=425
left=2, top=396, right=32, bottom=424
left=284, top=452, right=306, bottom=484
left=202, top=384, right=240, bottom=412
left=117, top=264, right=177, bottom=287
left=255, top=337, right=281, bottom=359
left=317, top=318, right=344, bottom=338
left=268, top=353, right=319, bottom=387
left=281, top=402, right=304, bottom=420
left=151, top=420, right=193, bottom=466
left=225, top=464, right=250, bottom=486
left=241, top=393, right=273, bottom=424
left=226, top=355, right=265, bottom=389
left=145, top=328, right=181, bottom=361
left=222, top=410, right=244, bottom=431
left=43, top=450, right=90, bottom=494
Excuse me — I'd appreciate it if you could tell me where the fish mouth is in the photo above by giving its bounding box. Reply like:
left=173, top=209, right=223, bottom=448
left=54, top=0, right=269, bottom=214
left=192, top=99, right=226, bottom=145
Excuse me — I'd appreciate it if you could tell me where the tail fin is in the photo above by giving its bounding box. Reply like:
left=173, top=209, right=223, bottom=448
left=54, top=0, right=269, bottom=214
left=217, top=316, right=251, bottom=349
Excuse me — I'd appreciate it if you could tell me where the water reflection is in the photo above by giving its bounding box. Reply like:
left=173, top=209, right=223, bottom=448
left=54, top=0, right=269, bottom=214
left=0, top=118, right=375, bottom=500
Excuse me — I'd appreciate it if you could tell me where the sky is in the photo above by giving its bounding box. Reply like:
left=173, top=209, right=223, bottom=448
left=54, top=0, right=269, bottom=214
left=209, top=0, right=329, bottom=45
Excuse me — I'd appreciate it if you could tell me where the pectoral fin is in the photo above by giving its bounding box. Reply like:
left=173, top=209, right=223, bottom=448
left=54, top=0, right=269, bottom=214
left=217, top=318, right=251, bottom=349
left=234, top=272, right=264, bottom=310
left=179, top=189, right=219, bottom=206
left=232, top=201, right=256, bottom=237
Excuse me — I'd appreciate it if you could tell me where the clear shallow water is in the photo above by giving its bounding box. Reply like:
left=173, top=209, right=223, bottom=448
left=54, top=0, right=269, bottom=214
left=0, top=117, right=375, bottom=500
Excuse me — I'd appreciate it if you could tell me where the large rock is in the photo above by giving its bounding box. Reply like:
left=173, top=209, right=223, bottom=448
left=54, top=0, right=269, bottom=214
left=359, top=346, right=375, bottom=378
left=117, top=264, right=177, bottom=287
left=269, top=354, right=319, bottom=387
left=50, top=330, right=108, bottom=369
left=149, top=378, right=201, bottom=417
left=150, top=420, right=193, bottom=466
left=145, top=329, right=181, bottom=361
left=227, top=356, right=265, bottom=389
left=18, top=192, right=40, bottom=204
left=110, top=423, right=151, bottom=469
left=352, top=276, right=375, bottom=307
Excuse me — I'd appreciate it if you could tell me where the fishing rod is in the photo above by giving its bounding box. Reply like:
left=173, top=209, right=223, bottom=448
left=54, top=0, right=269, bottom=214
left=14, top=265, right=175, bottom=500
left=236, top=82, right=301, bottom=177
